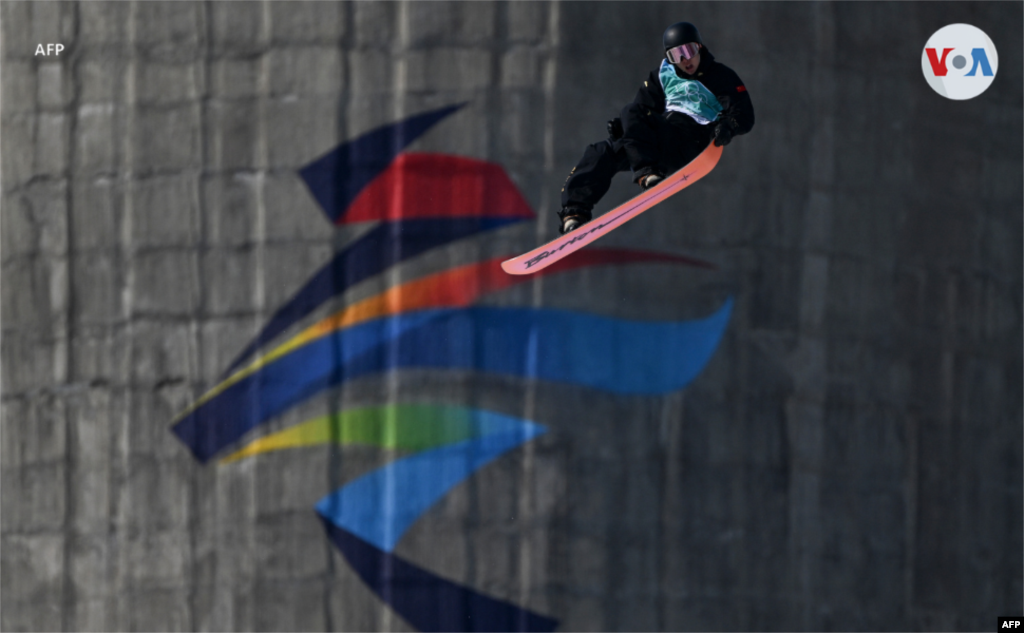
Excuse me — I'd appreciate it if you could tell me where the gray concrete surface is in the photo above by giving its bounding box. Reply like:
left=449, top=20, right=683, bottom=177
left=1, top=1, right=1021, bottom=631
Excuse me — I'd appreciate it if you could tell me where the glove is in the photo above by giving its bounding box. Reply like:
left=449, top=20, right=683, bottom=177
left=607, top=118, right=623, bottom=140
left=712, top=120, right=734, bottom=147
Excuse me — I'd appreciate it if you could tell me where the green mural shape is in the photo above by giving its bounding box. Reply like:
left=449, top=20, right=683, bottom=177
left=220, top=404, right=499, bottom=463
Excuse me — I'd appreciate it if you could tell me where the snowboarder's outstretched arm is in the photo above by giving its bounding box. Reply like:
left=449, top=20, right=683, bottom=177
left=711, top=65, right=754, bottom=137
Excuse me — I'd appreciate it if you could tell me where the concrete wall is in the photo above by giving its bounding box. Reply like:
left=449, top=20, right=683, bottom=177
left=2, top=1, right=1021, bottom=631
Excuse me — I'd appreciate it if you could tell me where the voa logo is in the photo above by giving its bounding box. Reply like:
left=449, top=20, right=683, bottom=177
left=922, top=23, right=998, bottom=100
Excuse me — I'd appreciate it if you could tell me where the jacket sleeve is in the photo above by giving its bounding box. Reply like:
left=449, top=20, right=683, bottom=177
left=632, top=70, right=666, bottom=114
left=714, top=67, right=754, bottom=135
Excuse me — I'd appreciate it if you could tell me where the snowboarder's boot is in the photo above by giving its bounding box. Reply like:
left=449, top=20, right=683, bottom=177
left=638, top=172, right=665, bottom=191
left=558, top=207, right=591, bottom=235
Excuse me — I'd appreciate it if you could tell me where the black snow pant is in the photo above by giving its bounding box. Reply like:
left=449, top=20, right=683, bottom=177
left=559, top=103, right=711, bottom=220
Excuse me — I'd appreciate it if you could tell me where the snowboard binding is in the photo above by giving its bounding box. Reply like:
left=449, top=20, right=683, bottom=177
left=559, top=207, right=592, bottom=235
left=638, top=172, right=665, bottom=191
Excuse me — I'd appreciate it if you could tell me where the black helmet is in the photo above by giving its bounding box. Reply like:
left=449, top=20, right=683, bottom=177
left=663, top=22, right=702, bottom=50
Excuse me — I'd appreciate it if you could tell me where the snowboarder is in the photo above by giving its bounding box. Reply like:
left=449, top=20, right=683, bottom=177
left=558, top=22, right=755, bottom=234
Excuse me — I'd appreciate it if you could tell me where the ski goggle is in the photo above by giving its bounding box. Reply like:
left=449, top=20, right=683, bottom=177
left=666, top=42, right=701, bottom=63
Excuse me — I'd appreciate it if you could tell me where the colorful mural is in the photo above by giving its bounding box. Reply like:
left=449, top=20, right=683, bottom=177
left=171, top=104, right=732, bottom=631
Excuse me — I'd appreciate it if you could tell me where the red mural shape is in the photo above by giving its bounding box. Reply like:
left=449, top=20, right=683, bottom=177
left=343, top=153, right=537, bottom=223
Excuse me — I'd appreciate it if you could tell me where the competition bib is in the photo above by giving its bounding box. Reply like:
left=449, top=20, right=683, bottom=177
left=658, top=60, right=722, bottom=125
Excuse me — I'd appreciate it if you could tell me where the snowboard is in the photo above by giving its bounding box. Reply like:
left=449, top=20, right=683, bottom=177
left=501, top=142, right=723, bottom=275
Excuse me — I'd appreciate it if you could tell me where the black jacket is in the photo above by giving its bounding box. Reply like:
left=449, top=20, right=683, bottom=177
left=633, top=47, right=754, bottom=139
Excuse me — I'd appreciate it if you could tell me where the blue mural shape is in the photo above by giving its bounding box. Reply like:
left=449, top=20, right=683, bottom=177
left=174, top=301, right=733, bottom=463
left=316, top=415, right=547, bottom=552
left=322, top=519, right=559, bottom=632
